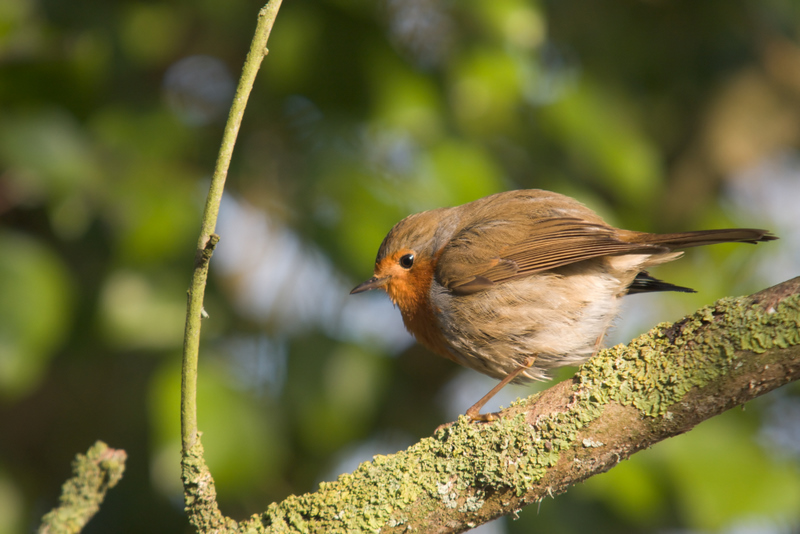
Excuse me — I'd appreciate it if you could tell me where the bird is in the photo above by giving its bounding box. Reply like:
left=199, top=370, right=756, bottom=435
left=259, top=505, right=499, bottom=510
left=350, top=189, right=777, bottom=421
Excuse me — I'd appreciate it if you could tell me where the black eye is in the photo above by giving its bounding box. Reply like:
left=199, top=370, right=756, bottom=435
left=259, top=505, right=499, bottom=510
left=399, top=253, right=414, bottom=269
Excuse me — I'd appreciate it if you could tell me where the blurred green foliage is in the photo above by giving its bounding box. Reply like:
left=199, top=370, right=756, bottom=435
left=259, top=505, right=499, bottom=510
left=1, top=0, right=799, bottom=533
left=0, top=231, right=73, bottom=399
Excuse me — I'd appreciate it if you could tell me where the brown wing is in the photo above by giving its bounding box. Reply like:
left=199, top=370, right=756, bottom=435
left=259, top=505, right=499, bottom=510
left=438, top=217, right=668, bottom=295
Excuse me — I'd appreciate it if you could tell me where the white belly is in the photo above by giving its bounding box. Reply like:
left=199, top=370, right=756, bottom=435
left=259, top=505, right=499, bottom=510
left=429, top=261, right=629, bottom=381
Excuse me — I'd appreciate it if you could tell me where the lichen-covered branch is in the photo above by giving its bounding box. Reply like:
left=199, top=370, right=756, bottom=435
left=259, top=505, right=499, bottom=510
left=180, top=276, right=799, bottom=533
left=37, top=441, right=127, bottom=534
left=182, top=437, right=238, bottom=533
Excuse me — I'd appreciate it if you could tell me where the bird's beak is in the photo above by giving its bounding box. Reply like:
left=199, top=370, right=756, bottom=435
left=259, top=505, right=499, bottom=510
left=350, top=276, right=389, bottom=294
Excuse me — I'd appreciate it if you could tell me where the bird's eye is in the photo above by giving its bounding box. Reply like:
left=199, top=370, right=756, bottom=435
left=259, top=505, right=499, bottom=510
left=399, top=253, right=414, bottom=269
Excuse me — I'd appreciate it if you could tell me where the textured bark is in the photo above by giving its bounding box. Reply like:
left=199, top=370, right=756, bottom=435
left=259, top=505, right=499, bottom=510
left=182, top=276, right=800, bottom=533
left=38, top=442, right=127, bottom=534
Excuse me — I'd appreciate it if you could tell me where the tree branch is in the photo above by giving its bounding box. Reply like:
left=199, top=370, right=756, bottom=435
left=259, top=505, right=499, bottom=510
left=37, top=441, right=127, bottom=534
left=179, top=3, right=283, bottom=531
left=183, top=276, right=796, bottom=533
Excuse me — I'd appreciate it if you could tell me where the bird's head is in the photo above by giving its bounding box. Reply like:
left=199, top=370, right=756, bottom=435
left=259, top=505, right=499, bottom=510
left=350, top=209, right=450, bottom=316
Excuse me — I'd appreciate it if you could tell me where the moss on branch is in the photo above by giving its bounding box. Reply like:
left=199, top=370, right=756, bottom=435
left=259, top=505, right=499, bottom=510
left=38, top=441, right=127, bottom=534
left=181, top=277, right=800, bottom=534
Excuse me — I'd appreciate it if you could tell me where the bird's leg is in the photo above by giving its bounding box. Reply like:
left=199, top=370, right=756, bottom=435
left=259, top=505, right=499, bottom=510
left=466, top=356, right=537, bottom=422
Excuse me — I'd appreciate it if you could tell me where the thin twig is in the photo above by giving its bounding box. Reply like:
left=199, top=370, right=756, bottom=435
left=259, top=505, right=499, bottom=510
left=179, top=3, right=283, bottom=531
left=181, top=0, right=283, bottom=454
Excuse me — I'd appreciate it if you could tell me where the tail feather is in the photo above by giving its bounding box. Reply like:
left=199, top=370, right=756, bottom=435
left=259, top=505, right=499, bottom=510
left=621, top=228, right=777, bottom=249
left=626, top=272, right=696, bottom=295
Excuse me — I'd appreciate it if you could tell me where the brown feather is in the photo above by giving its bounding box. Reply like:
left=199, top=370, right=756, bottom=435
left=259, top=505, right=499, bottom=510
left=618, top=228, right=777, bottom=248
left=442, top=218, right=668, bottom=295
left=441, top=222, right=776, bottom=296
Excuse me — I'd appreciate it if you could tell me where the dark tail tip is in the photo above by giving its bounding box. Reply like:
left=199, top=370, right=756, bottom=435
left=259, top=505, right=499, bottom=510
left=626, top=272, right=696, bottom=295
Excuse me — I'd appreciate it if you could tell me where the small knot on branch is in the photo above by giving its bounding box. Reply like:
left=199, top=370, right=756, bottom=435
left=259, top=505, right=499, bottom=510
left=195, top=234, right=220, bottom=267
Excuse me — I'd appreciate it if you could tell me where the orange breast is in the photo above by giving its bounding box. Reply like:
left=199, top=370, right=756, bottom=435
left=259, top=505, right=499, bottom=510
left=402, top=293, right=459, bottom=364
left=386, top=257, right=459, bottom=364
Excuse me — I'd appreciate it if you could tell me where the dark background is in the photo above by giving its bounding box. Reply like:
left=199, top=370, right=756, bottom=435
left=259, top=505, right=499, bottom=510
left=1, top=0, right=799, bottom=532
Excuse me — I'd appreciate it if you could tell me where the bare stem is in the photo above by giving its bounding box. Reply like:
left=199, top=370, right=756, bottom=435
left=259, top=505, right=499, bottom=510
left=181, top=0, right=283, bottom=454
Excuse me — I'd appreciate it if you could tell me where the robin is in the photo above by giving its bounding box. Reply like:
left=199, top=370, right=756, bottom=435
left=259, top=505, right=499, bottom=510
left=350, top=189, right=777, bottom=421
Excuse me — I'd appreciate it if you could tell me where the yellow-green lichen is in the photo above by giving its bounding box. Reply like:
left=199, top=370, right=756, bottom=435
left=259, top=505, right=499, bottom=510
left=39, top=441, right=127, bottom=534
left=237, top=292, right=799, bottom=533
left=578, top=293, right=800, bottom=417
left=250, top=409, right=578, bottom=532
